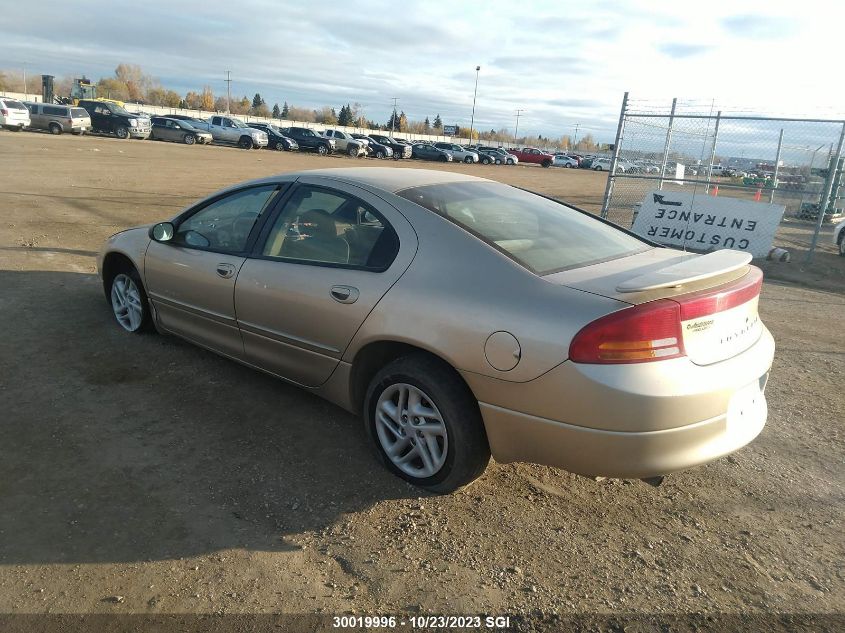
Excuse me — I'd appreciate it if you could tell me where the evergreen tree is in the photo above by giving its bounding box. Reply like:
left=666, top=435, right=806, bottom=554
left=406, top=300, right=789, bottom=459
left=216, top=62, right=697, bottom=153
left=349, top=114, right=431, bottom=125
left=424, top=116, right=431, bottom=132
left=338, top=104, right=353, bottom=127
left=252, top=93, right=265, bottom=110
left=281, top=102, right=289, bottom=118
left=433, top=114, right=443, bottom=129
left=272, top=103, right=281, bottom=118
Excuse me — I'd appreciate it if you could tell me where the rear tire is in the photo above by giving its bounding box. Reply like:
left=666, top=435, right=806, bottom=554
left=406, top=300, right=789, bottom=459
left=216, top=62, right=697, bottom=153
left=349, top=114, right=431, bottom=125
left=49, top=123, right=62, bottom=135
left=838, top=231, right=845, bottom=257
left=439, top=155, right=448, bottom=162
left=481, top=157, right=491, bottom=165
left=364, top=354, right=490, bottom=493
left=376, top=149, right=386, bottom=159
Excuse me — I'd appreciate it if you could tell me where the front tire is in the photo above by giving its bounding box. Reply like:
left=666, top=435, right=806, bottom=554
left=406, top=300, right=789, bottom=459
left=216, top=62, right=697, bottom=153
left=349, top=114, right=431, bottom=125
left=541, top=159, right=552, bottom=168
left=838, top=231, right=845, bottom=257
left=439, top=155, right=448, bottom=162
left=238, top=135, right=252, bottom=149
left=365, top=354, right=490, bottom=493
left=115, top=126, right=129, bottom=139
left=317, top=144, right=329, bottom=156
left=347, top=145, right=359, bottom=157
left=464, top=156, right=473, bottom=164
left=275, top=141, right=286, bottom=151
left=183, top=133, right=195, bottom=145
left=108, top=267, right=152, bottom=333
left=481, top=157, right=491, bottom=165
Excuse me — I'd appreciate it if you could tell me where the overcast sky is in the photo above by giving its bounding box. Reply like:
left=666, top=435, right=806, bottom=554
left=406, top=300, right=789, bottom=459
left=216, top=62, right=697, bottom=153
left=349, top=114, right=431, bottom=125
left=0, top=0, right=837, bottom=141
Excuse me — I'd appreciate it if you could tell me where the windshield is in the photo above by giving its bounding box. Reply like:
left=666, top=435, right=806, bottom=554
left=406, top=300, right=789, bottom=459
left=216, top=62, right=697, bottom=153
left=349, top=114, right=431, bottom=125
left=108, top=104, right=132, bottom=116
left=397, top=181, right=649, bottom=274
left=230, top=118, right=248, bottom=128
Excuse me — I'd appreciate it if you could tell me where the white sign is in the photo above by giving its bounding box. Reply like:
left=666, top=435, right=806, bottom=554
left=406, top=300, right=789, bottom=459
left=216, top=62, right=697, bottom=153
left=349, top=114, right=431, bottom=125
left=632, top=190, right=785, bottom=258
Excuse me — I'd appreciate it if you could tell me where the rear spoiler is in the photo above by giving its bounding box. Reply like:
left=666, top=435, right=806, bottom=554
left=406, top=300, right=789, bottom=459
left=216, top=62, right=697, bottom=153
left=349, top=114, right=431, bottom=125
left=616, top=250, right=752, bottom=293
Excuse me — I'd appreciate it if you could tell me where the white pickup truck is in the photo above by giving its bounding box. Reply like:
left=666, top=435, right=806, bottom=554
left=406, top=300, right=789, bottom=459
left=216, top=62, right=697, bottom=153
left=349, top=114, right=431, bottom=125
left=190, top=115, right=269, bottom=149
left=321, top=129, right=368, bottom=157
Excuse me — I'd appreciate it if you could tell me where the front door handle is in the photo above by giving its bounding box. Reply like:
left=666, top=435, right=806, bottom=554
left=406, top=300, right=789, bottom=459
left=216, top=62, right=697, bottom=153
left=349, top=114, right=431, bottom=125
left=331, top=285, right=359, bottom=304
left=216, top=263, right=236, bottom=279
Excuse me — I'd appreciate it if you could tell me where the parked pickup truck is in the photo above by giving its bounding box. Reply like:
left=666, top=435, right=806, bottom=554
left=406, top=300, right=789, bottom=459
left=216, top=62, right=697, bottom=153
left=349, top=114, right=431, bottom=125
left=322, top=129, right=368, bottom=157
left=508, top=147, right=555, bottom=168
left=189, top=115, right=268, bottom=149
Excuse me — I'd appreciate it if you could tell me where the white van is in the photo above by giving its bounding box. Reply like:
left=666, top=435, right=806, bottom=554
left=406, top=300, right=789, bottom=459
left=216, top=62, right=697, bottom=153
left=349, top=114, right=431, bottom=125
left=0, top=97, right=31, bottom=131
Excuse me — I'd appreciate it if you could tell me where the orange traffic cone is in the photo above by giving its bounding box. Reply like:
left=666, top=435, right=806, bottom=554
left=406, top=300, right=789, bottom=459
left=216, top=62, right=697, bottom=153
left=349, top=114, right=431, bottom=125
left=754, top=187, right=762, bottom=201
left=711, top=185, right=719, bottom=196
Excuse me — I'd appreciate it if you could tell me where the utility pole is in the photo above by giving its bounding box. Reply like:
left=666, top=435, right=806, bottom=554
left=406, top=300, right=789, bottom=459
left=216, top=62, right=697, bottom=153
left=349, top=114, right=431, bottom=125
left=469, top=65, right=480, bottom=144
left=514, top=109, right=524, bottom=145
left=22, top=62, right=29, bottom=101
left=573, top=123, right=580, bottom=149
left=225, top=70, right=232, bottom=113
left=390, top=97, right=399, bottom=134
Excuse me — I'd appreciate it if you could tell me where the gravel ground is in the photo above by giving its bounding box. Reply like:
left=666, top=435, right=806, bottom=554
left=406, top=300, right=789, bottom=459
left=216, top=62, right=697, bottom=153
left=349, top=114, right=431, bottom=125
left=0, top=131, right=842, bottom=629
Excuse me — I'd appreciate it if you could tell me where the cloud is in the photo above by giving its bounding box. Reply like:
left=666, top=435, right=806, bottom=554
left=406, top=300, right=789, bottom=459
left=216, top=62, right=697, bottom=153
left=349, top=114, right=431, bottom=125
left=657, top=43, right=713, bottom=58
left=721, top=14, right=797, bottom=39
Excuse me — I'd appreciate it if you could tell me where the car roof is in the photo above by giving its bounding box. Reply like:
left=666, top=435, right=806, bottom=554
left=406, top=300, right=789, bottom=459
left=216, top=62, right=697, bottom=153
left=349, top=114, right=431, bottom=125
left=251, top=168, right=489, bottom=193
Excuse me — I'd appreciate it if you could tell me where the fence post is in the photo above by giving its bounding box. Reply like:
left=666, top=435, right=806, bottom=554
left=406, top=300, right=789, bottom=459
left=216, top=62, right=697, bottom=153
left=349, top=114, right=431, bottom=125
left=600, top=91, right=628, bottom=220
left=770, top=128, right=784, bottom=204
left=657, top=98, right=678, bottom=191
left=704, top=110, right=722, bottom=194
left=807, top=121, right=845, bottom=262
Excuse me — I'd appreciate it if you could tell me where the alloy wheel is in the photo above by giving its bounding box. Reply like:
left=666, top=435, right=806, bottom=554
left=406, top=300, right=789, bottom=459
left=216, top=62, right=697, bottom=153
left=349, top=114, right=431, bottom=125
left=375, top=383, right=449, bottom=478
left=110, top=273, right=144, bottom=332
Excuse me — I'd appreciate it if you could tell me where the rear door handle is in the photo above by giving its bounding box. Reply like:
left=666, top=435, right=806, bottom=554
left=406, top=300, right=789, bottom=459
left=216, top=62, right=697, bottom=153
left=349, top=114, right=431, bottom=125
left=331, top=285, right=359, bottom=304
left=216, top=263, right=236, bottom=279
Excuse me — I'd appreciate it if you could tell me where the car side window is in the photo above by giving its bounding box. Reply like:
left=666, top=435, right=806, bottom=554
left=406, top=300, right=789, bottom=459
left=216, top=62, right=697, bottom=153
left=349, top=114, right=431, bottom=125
left=174, top=185, right=280, bottom=253
left=261, top=186, right=399, bottom=270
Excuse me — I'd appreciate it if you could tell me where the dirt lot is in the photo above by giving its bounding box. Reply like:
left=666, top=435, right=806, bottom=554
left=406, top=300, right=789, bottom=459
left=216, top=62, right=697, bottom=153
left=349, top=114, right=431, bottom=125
left=0, top=132, right=843, bottom=628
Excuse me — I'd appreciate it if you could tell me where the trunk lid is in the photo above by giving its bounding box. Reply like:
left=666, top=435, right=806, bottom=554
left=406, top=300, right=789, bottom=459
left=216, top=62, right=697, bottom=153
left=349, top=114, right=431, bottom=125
left=547, top=248, right=764, bottom=365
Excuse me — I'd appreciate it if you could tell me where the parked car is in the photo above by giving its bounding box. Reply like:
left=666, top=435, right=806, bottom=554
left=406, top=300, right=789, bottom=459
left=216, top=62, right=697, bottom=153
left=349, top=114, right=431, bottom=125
left=76, top=99, right=151, bottom=139
left=434, top=143, right=479, bottom=164
left=479, top=147, right=518, bottom=165
left=0, top=97, right=32, bottom=131
left=508, top=147, right=555, bottom=168
left=187, top=115, right=268, bottom=149
left=411, top=143, right=453, bottom=162
left=591, top=158, right=617, bottom=172
left=834, top=218, right=845, bottom=256
left=98, top=167, right=775, bottom=493
left=322, top=129, right=367, bottom=157
left=579, top=157, right=595, bottom=169
left=150, top=117, right=212, bottom=145
left=248, top=122, right=299, bottom=151
left=468, top=147, right=498, bottom=165
left=351, top=134, right=394, bottom=159
left=23, top=101, right=90, bottom=135
left=280, top=127, right=335, bottom=155
left=368, top=134, right=412, bottom=158
left=553, top=155, right=578, bottom=168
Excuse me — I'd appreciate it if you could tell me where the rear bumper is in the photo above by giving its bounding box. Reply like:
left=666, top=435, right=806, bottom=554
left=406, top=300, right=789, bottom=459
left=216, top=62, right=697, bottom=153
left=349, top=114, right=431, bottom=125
left=469, top=326, right=775, bottom=478
left=480, top=377, right=766, bottom=478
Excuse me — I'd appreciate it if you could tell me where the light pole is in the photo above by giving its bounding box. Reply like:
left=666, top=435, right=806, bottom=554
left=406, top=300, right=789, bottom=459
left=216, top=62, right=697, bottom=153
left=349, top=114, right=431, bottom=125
left=225, top=70, right=232, bottom=113
left=469, top=65, right=480, bottom=145
left=573, top=123, right=580, bottom=149
left=390, top=97, right=399, bottom=135
left=22, top=62, right=29, bottom=100
left=514, top=109, right=524, bottom=146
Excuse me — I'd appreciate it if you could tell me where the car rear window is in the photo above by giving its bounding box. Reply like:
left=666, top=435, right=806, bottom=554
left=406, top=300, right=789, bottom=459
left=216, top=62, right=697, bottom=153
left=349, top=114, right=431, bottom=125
left=397, top=181, right=649, bottom=274
left=71, top=108, right=89, bottom=118
left=2, top=99, right=27, bottom=110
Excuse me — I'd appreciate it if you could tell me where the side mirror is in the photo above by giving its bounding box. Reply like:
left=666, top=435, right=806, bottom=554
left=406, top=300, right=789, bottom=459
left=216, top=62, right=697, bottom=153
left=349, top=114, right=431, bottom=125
left=150, top=222, right=175, bottom=242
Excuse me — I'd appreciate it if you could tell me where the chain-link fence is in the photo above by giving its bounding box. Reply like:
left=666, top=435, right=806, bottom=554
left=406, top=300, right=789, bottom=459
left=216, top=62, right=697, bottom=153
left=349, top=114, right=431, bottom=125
left=601, top=94, right=845, bottom=261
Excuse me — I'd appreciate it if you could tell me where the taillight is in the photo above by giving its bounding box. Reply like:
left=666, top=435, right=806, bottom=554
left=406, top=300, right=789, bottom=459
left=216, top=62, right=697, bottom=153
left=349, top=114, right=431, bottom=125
left=0, top=109, right=8, bottom=116
left=570, top=267, right=763, bottom=364
left=569, top=299, right=685, bottom=364
left=676, top=267, right=763, bottom=320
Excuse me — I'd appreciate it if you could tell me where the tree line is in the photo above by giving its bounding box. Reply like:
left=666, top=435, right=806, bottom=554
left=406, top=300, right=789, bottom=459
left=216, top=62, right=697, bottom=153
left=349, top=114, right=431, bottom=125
left=0, top=65, right=600, bottom=149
